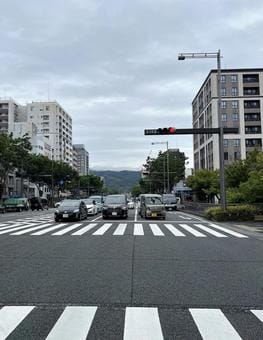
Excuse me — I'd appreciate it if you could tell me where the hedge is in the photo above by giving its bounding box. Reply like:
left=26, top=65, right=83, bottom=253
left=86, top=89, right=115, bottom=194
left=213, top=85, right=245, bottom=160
left=204, top=205, right=256, bottom=221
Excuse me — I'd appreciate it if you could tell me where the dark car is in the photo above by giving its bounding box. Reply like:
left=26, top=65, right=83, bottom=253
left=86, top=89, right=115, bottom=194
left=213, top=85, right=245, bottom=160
left=102, top=195, right=128, bottom=219
left=54, top=200, right=87, bottom=222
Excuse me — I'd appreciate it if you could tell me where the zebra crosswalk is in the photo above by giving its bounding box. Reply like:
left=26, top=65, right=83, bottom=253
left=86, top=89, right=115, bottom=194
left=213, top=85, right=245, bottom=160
left=0, top=305, right=262, bottom=339
left=0, top=218, right=249, bottom=238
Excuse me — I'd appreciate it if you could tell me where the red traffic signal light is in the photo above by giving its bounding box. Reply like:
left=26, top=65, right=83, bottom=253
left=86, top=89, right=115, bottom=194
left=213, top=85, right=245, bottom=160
left=156, top=127, right=176, bottom=135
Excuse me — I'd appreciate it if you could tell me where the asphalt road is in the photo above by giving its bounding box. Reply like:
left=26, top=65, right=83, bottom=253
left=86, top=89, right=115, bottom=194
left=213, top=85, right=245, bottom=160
left=0, top=207, right=263, bottom=339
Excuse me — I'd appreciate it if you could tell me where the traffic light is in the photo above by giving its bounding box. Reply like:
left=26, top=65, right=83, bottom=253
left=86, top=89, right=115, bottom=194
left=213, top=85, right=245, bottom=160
left=144, top=127, right=176, bottom=135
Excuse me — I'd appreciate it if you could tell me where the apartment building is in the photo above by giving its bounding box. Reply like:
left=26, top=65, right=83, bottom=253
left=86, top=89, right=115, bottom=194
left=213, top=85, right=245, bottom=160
left=192, top=68, right=263, bottom=170
left=0, top=98, right=20, bottom=133
left=26, top=101, right=73, bottom=166
left=73, top=144, right=89, bottom=175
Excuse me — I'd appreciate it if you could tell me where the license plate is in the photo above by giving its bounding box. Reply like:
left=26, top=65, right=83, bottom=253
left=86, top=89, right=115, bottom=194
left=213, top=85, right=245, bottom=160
left=151, top=213, right=157, bottom=217
left=112, top=212, right=117, bottom=216
left=63, top=214, right=68, bottom=218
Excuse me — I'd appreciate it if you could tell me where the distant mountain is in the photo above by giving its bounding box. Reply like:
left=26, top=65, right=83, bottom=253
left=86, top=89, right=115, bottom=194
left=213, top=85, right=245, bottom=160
left=91, top=170, right=140, bottom=193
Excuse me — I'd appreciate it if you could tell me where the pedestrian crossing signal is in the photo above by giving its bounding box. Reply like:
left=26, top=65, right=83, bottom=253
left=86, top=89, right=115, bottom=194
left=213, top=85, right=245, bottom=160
left=144, top=127, right=176, bottom=135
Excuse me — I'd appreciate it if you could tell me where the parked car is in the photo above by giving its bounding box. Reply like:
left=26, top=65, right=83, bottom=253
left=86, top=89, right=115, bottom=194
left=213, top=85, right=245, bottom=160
left=89, top=195, right=104, bottom=213
left=55, top=200, right=88, bottom=222
left=102, top=194, right=128, bottom=219
left=140, top=194, right=166, bottom=219
left=162, top=194, right=177, bottom=211
left=83, top=198, right=98, bottom=215
left=4, top=198, right=30, bottom=212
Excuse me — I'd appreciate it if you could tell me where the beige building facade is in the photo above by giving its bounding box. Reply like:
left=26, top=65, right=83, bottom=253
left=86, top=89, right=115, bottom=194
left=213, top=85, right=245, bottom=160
left=192, top=68, right=263, bottom=170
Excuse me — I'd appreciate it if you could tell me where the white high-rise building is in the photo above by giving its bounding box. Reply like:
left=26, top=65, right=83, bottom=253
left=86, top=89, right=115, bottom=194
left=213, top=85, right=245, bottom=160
left=25, top=101, right=73, bottom=165
left=73, top=144, right=89, bottom=175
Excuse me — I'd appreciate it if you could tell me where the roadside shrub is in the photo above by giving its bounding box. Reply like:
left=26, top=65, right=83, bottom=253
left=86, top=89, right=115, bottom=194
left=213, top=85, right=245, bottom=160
left=204, top=205, right=256, bottom=221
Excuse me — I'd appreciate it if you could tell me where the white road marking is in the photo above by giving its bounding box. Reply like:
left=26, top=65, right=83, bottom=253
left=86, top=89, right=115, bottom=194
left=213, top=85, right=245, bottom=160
left=178, top=212, right=205, bottom=222
left=124, top=307, right=164, bottom=340
left=251, top=309, right=263, bottom=323
left=190, top=308, right=242, bottom=340
left=134, top=223, right=144, bottom=235
left=46, top=306, right=97, bottom=340
left=0, top=223, right=40, bottom=235
left=194, top=224, right=227, bottom=238
left=52, top=223, right=82, bottom=235
left=113, top=223, right=127, bottom=235
left=31, top=224, right=68, bottom=235
left=92, top=223, right=112, bottom=235
left=178, top=215, right=192, bottom=220
left=164, top=224, right=186, bottom=237
left=0, top=306, right=35, bottom=339
left=179, top=224, right=206, bottom=237
left=0, top=223, right=31, bottom=231
left=209, top=223, right=248, bottom=238
left=134, top=207, right=138, bottom=222
left=72, top=223, right=97, bottom=235
left=149, top=224, right=164, bottom=236
left=91, top=215, right=102, bottom=222
left=10, top=223, right=53, bottom=235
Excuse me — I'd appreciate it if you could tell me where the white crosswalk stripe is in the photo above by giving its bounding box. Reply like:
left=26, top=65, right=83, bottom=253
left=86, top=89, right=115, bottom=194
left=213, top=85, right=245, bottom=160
left=149, top=224, right=164, bottom=236
left=134, top=223, right=144, bottom=235
left=0, top=305, right=262, bottom=339
left=72, top=223, right=97, bottom=235
left=113, top=223, right=127, bottom=235
left=194, top=224, right=228, bottom=238
left=0, top=220, right=249, bottom=238
left=52, top=223, right=83, bottom=235
left=179, top=224, right=207, bottom=237
left=209, top=223, right=249, bottom=238
left=0, top=306, right=35, bottom=339
left=164, top=224, right=186, bottom=237
left=124, top=307, right=164, bottom=340
left=46, top=306, right=97, bottom=340
left=31, top=224, right=68, bottom=236
left=189, top=308, right=242, bottom=340
left=92, top=223, right=112, bottom=235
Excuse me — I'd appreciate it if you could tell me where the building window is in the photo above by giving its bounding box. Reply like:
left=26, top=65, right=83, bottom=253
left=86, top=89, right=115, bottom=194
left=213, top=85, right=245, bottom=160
left=231, top=87, right=238, bottom=96
left=221, top=88, right=226, bottom=96
left=232, top=113, right=239, bottom=121
left=234, top=151, right=241, bottom=160
left=246, top=138, right=262, bottom=147
left=224, top=152, right=228, bottom=160
left=243, top=87, right=260, bottom=96
left=221, top=101, right=227, bottom=109
left=221, top=113, right=227, bottom=122
left=223, top=139, right=228, bottom=147
left=244, top=100, right=260, bottom=109
left=220, top=75, right=226, bottom=83
left=233, top=139, right=240, bottom=147
left=46, top=106, right=50, bottom=111
left=232, top=101, right=238, bottom=109
left=231, top=75, right=237, bottom=82
left=243, top=74, right=259, bottom=83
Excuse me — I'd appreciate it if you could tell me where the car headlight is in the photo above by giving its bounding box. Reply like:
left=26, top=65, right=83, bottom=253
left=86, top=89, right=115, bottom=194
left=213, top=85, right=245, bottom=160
left=88, top=208, right=93, bottom=212
left=73, top=209, right=79, bottom=213
left=55, top=209, right=59, bottom=213
left=102, top=206, right=107, bottom=210
left=146, top=208, right=151, bottom=213
left=122, top=206, right=128, bottom=210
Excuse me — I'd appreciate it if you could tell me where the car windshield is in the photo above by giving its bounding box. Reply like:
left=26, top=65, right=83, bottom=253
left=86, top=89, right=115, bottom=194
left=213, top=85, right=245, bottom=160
left=104, top=196, right=126, bottom=204
left=145, top=197, right=162, bottom=205
left=83, top=199, right=94, bottom=204
left=59, top=200, right=79, bottom=208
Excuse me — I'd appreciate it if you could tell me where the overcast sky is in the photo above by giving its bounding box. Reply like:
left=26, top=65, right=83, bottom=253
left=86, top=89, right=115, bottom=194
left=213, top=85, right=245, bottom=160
left=1, top=0, right=263, bottom=170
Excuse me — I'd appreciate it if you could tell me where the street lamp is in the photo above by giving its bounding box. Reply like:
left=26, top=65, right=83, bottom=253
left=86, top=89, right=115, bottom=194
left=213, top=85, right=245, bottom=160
left=151, top=141, right=170, bottom=193
left=178, top=50, right=227, bottom=210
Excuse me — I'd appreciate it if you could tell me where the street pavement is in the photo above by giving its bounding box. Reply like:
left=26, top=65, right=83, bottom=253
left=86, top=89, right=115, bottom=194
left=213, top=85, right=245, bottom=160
left=0, top=207, right=263, bottom=339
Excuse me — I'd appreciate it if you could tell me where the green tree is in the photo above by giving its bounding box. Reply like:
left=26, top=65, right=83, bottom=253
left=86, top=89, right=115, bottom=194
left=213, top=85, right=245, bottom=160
left=131, top=184, right=141, bottom=197
left=239, top=170, right=263, bottom=203
left=0, top=133, right=32, bottom=198
left=187, top=169, right=220, bottom=202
